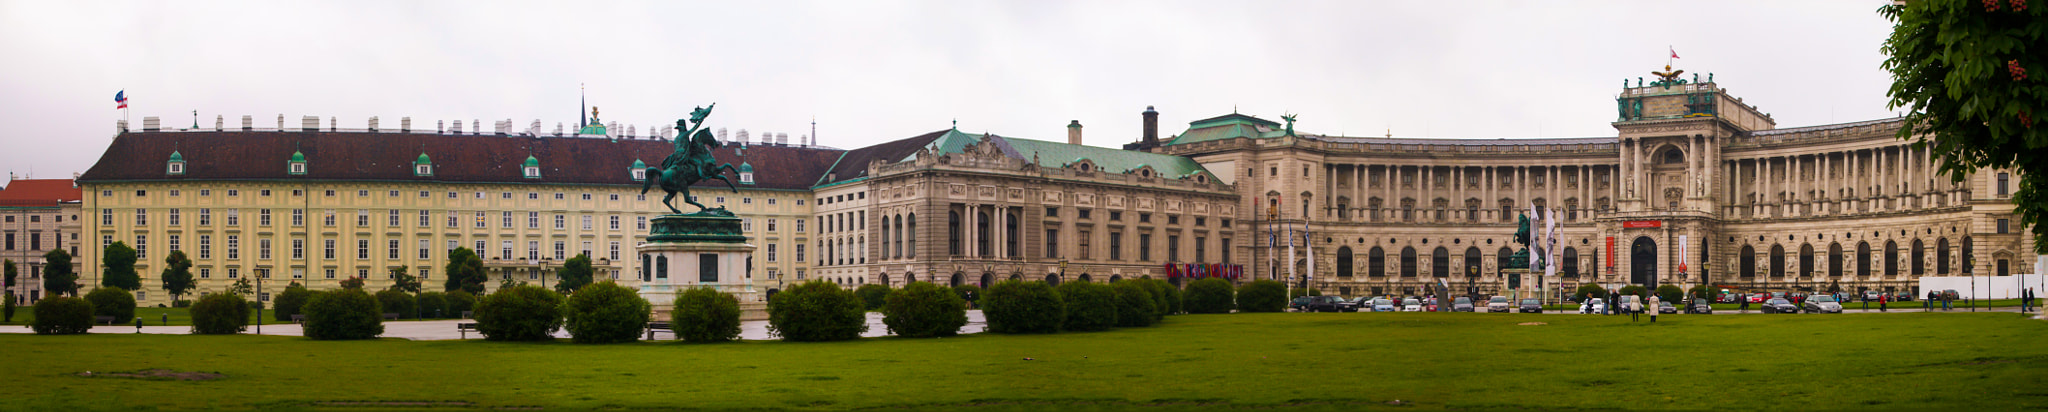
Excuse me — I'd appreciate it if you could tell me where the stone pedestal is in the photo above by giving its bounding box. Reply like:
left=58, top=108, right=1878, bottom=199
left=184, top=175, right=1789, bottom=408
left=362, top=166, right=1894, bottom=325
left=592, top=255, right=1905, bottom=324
left=1499, top=268, right=1533, bottom=299
left=637, top=212, right=767, bottom=321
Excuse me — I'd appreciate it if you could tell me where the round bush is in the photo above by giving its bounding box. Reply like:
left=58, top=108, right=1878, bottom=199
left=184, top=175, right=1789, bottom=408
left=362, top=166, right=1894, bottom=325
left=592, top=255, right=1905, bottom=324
left=1656, top=284, right=1686, bottom=305
left=1112, top=281, right=1158, bottom=327
left=1161, top=280, right=1185, bottom=315
left=1573, top=284, right=1608, bottom=302
left=1686, top=285, right=1720, bottom=302
left=881, top=282, right=968, bottom=338
left=672, top=287, right=742, bottom=342
left=374, top=290, right=417, bottom=319
left=84, top=287, right=137, bottom=324
left=189, top=293, right=251, bottom=334
left=855, top=284, right=891, bottom=311
left=1619, top=285, right=1649, bottom=299
left=1137, top=279, right=1171, bottom=318
left=767, top=281, right=869, bottom=342
left=1236, top=280, right=1287, bottom=312
left=273, top=285, right=314, bottom=322
left=1183, top=278, right=1237, bottom=314
left=983, top=280, right=1064, bottom=334
left=30, top=296, right=94, bottom=335
left=563, top=282, right=651, bottom=344
left=302, top=289, right=385, bottom=340
left=444, top=290, right=476, bottom=317
left=473, top=285, right=565, bottom=341
left=415, top=291, right=449, bottom=319
left=1056, top=281, right=1117, bottom=332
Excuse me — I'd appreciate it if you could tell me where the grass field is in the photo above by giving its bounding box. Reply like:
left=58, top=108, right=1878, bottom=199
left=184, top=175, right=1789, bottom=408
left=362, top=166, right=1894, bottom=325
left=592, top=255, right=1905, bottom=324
left=0, top=307, right=455, bottom=327
left=2, top=311, right=2044, bottom=411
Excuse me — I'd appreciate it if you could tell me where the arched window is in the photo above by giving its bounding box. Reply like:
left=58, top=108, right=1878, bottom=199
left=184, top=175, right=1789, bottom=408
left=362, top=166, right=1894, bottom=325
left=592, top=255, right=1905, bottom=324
left=1885, top=241, right=1899, bottom=277
left=1006, top=211, right=1020, bottom=257
left=1828, top=243, right=1844, bottom=278
left=1400, top=247, right=1417, bottom=277
left=1663, top=148, right=1684, bottom=164
left=1936, top=238, right=1950, bottom=274
left=878, top=273, right=892, bottom=286
left=905, top=213, right=915, bottom=258
left=976, top=211, right=992, bottom=256
left=1911, top=239, right=1926, bottom=276
left=948, top=211, right=961, bottom=256
left=1769, top=244, right=1785, bottom=278
left=1463, top=247, right=1482, bottom=278
left=1497, top=247, right=1513, bottom=277
left=1857, top=242, right=1872, bottom=278
left=1799, top=244, right=1814, bottom=278
left=1562, top=247, right=1579, bottom=278
left=1431, top=247, right=1449, bottom=278
left=1337, top=247, right=1355, bottom=278
left=880, top=216, right=890, bottom=260
left=1368, top=247, right=1385, bottom=277
left=1962, top=236, right=1973, bottom=274
left=1740, top=245, right=1756, bottom=279
left=1044, top=273, right=1061, bottom=286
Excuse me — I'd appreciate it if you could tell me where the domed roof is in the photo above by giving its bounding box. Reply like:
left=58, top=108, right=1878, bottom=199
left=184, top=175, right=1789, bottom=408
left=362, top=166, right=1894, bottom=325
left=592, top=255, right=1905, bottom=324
left=168, top=150, right=184, bottom=162
left=415, top=153, right=431, bottom=165
left=631, top=159, right=647, bottom=168
left=289, top=150, right=306, bottom=162
left=739, top=161, right=754, bottom=173
left=523, top=155, right=540, bottom=167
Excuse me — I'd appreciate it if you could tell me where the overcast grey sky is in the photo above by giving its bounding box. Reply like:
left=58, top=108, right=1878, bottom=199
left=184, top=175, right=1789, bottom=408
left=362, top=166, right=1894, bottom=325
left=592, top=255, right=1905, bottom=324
left=0, top=1, right=1901, bottom=179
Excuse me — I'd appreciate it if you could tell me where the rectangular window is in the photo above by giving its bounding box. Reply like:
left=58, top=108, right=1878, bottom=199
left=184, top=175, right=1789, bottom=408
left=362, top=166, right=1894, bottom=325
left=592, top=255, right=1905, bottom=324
left=1139, top=233, right=1152, bottom=262
left=502, top=212, right=514, bottom=228
left=795, top=219, right=806, bottom=233
left=199, top=268, right=211, bottom=279
left=167, top=234, right=179, bottom=255
left=135, top=235, right=148, bottom=260
left=168, top=209, right=180, bottom=225
left=198, top=235, right=212, bottom=259
left=419, top=240, right=430, bottom=259
left=387, top=239, right=399, bottom=259
left=637, top=216, right=647, bottom=230
left=1078, top=209, right=1092, bottom=219
left=1168, top=235, right=1180, bottom=262
left=226, top=235, right=240, bottom=259
left=1079, top=230, right=1092, bottom=260
left=136, top=209, right=148, bottom=226
left=527, top=241, right=540, bottom=260
left=1045, top=229, right=1059, bottom=258
left=102, top=209, right=112, bottom=225
left=553, top=241, right=565, bottom=260
left=420, top=210, right=431, bottom=227
left=260, top=238, right=271, bottom=260
left=227, top=268, right=239, bottom=279
left=767, top=219, right=778, bottom=232
left=795, top=244, right=806, bottom=262
left=225, top=209, right=239, bottom=226
left=1998, top=173, right=2010, bottom=197
left=292, top=239, right=304, bottom=260
left=322, top=238, right=335, bottom=260
left=357, top=210, right=369, bottom=227
left=1108, top=232, right=1122, bottom=261
left=501, top=240, right=514, bottom=260
left=325, top=269, right=336, bottom=280
left=322, top=210, right=335, bottom=227
left=581, top=215, right=592, bottom=230
left=291, top=209, right=303, bottom=226
left=1221, top=238, right=1231, bottom=263
left=767, top=244, right=778, bottom=262
left=580, top=241, right=591, bottom=259
left=199, top=209, right=211, bottom=226
left=388, top=210, right=399, bottom=226
left=475, top=212, right=487, bottom=228
left=1998, top=218, right=2010, bottom=234
left=609, top=241, right=620, bottom=261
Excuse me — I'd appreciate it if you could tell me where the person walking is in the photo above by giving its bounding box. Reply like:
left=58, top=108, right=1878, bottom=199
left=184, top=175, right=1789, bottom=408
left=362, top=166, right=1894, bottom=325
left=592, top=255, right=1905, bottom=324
left=1648, top=295, right=1661, bottom=323
left=1740, top=294, right=1751, bottom=314
left=1879, top=293, right=1887, bottom=312
left=2023, top=288, right=2034, bottom=313
left=1926, top=290, right=1936, bottom=312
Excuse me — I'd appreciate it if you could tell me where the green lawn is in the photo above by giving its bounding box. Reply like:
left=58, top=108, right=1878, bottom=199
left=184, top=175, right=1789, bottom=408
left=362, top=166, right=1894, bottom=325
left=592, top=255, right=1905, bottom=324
left=1, top=307, right=457, bottom=327
left=2, top=312, right=2045, bottom=411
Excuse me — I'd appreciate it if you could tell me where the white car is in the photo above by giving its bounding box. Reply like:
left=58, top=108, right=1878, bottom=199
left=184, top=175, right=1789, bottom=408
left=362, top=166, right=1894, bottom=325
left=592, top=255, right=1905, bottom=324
left=1579, top=298, right=1607, bottom=314
left=1401, top=298, right=1424, bottom=312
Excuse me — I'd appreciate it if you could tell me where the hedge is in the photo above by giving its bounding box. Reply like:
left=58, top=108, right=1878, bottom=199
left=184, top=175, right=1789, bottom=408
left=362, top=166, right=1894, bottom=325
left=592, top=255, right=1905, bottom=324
left=415, top=291, right=449, bottom=319
left=563, top=281, right=650, bottom=344
left=1160, top=280, right=1184, bottom=314
left=374, top=290, right=416, bottom=319
left=85, top=287, right=137, bottom=324
left=767, top=281, right=869, bottom=342
left=855, top=284, right=891, bottom=311
left=1574, top=284, right=1608, bottom=302
left=672, top=287, right=742, bottom=342
left=881, top=281, right=968, bottom=338
left=273, top=285, right=314, bottom=322
left=1057, top=281, right=1117, bottom=332
left=1236, top=280, right=1288, bottom=313
left=473, top=285, right=566, bottom=341
left=30, top=296, right=94, bottom=335
left=302, top=289, right=385, bottom=340
left=1184, top=278, right=1237, bottom=314
left=445, top=290, right=476, bottom=317
left=982, top=280, right=1064, bottom=334
left=1111, top=281, right=1158, bottom=327
left=1656, top=285, right=1686, bottom=305
left=189, top=292, right=250, bottom=334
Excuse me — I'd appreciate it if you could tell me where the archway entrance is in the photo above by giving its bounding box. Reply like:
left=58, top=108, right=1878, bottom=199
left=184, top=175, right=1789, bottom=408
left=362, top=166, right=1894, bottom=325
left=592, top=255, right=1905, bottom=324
left=1630, top=236, right=1657, bottom=287
left=950, top=273, right=964, bottom=287
left=980, top=273, right=994, bottom=287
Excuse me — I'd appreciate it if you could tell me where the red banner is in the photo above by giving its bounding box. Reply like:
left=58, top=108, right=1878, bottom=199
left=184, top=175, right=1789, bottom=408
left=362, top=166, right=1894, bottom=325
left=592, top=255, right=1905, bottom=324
left=1605, top=237, right=1615, bottom=268
left=1623, top=220, right=1662, bottom=228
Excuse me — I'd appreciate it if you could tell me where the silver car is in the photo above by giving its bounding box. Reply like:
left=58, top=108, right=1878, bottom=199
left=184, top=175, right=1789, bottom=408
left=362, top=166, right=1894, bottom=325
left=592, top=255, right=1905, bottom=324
left=1371, top=298, right=1397, bottom=312
left=1579, top=298, right=1606, bottom=314
left=1801, top=294, right=1843, bottom=313
left=1487, top=296, right=1512, bottom=313
left=1451, top=297, right=1476, bottom=312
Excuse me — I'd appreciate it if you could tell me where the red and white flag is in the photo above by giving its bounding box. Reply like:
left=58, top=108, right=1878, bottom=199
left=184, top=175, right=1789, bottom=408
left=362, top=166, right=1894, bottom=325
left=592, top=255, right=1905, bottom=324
left=1669, top=47, right=1680, bottom=60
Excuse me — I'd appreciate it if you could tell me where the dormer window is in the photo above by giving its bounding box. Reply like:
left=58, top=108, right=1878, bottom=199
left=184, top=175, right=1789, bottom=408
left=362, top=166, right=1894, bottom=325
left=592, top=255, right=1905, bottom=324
left=524, top=166, right=541, bottom=178
left=522, top=155, right=541, bottom=179
left=630, top=159, right=648, bottom=181
left=290, top=163, right=306, bottom=174
left=166, top=151, right=186, bottom=175
left=287, top=150, right=308, bottom=175
left=414, top=153, right=434, bottom=176
left=738, top=162, right=755, bottom=185
left=740, top=172, right=754, bottom=184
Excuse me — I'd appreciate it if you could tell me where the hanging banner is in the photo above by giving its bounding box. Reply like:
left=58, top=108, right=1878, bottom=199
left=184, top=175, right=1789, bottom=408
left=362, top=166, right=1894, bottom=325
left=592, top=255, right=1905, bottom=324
left=1606, top=237, right=1616, bottom=269
left=1678, top=235, right=1690, bottom=275
left=1623, top=220, right=1663, bottom=228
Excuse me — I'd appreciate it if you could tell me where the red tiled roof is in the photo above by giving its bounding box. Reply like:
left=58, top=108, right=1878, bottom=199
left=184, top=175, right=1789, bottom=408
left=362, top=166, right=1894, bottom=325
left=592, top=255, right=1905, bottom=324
left=77, top=131, right=843, bottom=191
left=0, top=179, right=81, bottom=207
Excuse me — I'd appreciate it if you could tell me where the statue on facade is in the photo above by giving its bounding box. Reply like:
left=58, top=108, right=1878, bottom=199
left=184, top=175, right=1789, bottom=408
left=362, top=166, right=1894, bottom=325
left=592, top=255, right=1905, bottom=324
left=643, top=103, right=741, bottom=215
left=1281, top=113, right=1298, bottom=137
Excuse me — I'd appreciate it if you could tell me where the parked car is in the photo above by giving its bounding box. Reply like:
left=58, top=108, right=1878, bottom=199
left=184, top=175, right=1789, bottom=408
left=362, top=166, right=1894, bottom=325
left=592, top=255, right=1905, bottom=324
left=1862, top=290, right=1882, bottom=302
left=1487, top=296, right=1512, bottom=313
left=1657, top=301, right=1678, bottom=314
left=1893, top=291, right=1915, bottom=302
left=1802, top=294, right=1843, bottom=313
left=1614, top=295, right=1641, bottom=314
left=1371, top=298, right=1397, bottom=312
left=1336, top=297, right=1365, bottom=312
left=1687, top=299, right=1714, bottom=314
left=1747, top=293, right=1769, bottom=303
left=1762, top=298, right=1800, bottom=314
left=1579, top=298, right=1607, bottom=314
left=1401, top=298, right=1424, bottom=312
left=1717, top=293, right=1741, bottom=304
left=1424, top=298, right=1439, bottom=312
left=1942, top=290, right=1960, bottom=301
left=1451, top=297, right=1476, bottom=312
left=1300, top=296, right=1343, bottom=312
left=1518, top=298, right=1543, bottom=313
left=1290, top=296, right=1315, bottom=311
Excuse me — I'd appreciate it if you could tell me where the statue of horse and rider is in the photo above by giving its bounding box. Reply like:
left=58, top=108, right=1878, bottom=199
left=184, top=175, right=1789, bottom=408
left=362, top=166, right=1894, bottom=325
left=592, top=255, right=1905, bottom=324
left=641, top=103, right=741, bottom=215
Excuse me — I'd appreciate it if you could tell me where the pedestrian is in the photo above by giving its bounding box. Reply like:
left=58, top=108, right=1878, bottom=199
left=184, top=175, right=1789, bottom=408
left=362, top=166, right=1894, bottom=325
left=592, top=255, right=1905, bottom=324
left=2024, top=288, right=2035, bottom=313
left=1926, top=290, right=1935, bottom=312
left=1943, top=292, right=1953, bottom=311
left=1879, top=293, right=1887, bottom=312
left=1648, top=295, right=1660, bottom=323
left=1740, top=295, right=1750, bottom=313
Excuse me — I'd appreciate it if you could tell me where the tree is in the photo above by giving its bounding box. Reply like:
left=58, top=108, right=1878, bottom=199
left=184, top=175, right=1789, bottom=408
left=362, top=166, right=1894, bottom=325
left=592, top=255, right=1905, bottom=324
left=555, top=253, right=594, bottom=294
left=3, top=259, right=15, bottom=295
left=160, top=250, right=196, bottom=303
left=101, top=241, right=140, bottom=291
left=228, top=278, right=254, bottom=296
left=443, top=247, right=486, bottom=294
left=1883, top=1, right=2047, bottom=253
left=389, top=266, right=422, bottom=293
left=339, top=276, right=366, bottom=290
left=42, top=249, right=77, bottom=297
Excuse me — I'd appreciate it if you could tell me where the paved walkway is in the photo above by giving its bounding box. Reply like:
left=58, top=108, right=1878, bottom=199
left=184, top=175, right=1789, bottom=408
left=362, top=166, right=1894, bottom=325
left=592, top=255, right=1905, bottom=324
left=0, top=311, right=987, bottom=341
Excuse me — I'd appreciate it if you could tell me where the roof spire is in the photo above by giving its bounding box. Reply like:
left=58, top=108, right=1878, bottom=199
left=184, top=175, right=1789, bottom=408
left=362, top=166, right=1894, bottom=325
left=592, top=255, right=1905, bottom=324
left=580, top=83, right=586, bottom=127
left=951, top=118, right=957, bottom=130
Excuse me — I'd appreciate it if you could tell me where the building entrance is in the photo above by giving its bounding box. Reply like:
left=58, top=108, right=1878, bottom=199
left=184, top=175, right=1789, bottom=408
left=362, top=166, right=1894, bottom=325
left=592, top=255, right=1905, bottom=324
left=1631, top=236, right=1658, bottom=287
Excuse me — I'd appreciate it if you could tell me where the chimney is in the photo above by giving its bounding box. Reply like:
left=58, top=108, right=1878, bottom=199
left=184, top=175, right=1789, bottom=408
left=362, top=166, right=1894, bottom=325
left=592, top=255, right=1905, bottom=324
left=242, top=115, right=253, bottom=131
left=1142, top=106, right=1159, bottom=145
left=1067, top=120, right=1083, bottom=145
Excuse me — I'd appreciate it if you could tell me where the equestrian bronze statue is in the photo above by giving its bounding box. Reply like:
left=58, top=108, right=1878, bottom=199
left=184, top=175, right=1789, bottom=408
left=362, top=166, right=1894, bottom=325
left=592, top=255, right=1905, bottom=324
left=642, top=103, right=741, bottom=215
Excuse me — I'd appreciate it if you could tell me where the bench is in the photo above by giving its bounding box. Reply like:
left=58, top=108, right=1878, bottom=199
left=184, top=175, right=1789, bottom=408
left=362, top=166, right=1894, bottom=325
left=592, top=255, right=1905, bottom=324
left=290, top=314, right=306, bottom=324
left=382, top=313, right=400, bottom=321
left=95, top=316, right=116, bottom=325
left=645, top=321, right=673, bottom=340
left=457, top=322, right=479, bottom=339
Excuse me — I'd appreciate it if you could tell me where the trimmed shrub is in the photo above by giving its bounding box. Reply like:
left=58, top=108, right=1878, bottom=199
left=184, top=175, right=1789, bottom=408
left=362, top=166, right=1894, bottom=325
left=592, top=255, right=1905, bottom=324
left=302, top=289, right=384, bottom=340
left=30, top=296, right=93, bottom=335
left=273, top=284, right=314, bottom=322
left=1112, top=281, right=1158, bottom=327
left=563, top=282, right=650, bottom=344
left=171, top=300, right=192, bottom=308
left=1618, top=285, right=1649, bottom=300
left=445, top=290, right=476, bottom=317
left=952, top=284, right=983, bottom=308
left=881, top=281, right=968, bottom=338
left=473, top=285, right=565, bottom=341
left=189, top=292, right=251, bottom=334
left=1574, top=284, right=1608, bottom=302
left=415, top=291, right=449, bottom=319
left=1137, top=279, right=1172, bottom=318
left=3, top=292, right=13, bottom=323
left=767, top=281, right=869, bottom=342
left=672, top=287, right=742, bottom=342
left=855, top=284, right=891, bottom=311
left=374, top=290, right=416, bottom=319
left=85, top=287, right=137, bottom=324
left=1183, top=278, right=1236, bottom=314
left=1161, top=280, right=1184, bottom=315
left=1656, top=284, right=1685, bottom=305
left=1056, top=281, right=1117, bottom=332
left=1236, top=280, right=1288, bottom=312
left=1686, top=285, right=1720, bottom=302
left=982, top=280, right=1065, bottom=334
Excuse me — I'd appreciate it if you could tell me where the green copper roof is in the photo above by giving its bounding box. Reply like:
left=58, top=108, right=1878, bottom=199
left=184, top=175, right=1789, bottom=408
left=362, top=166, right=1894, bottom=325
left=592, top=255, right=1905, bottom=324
left=415, top=153, right=431, bottom=165
left=1166, top=113, right=1286, bottom=146
left=168, top=151, right=183, bottom=162
left=289, top=150, right=306, bottom=162
left=632, top=159, right=647, bottom=168
left=523, top=155, right=540, bottom=167
left=739, top=161, right=754, bottom=173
